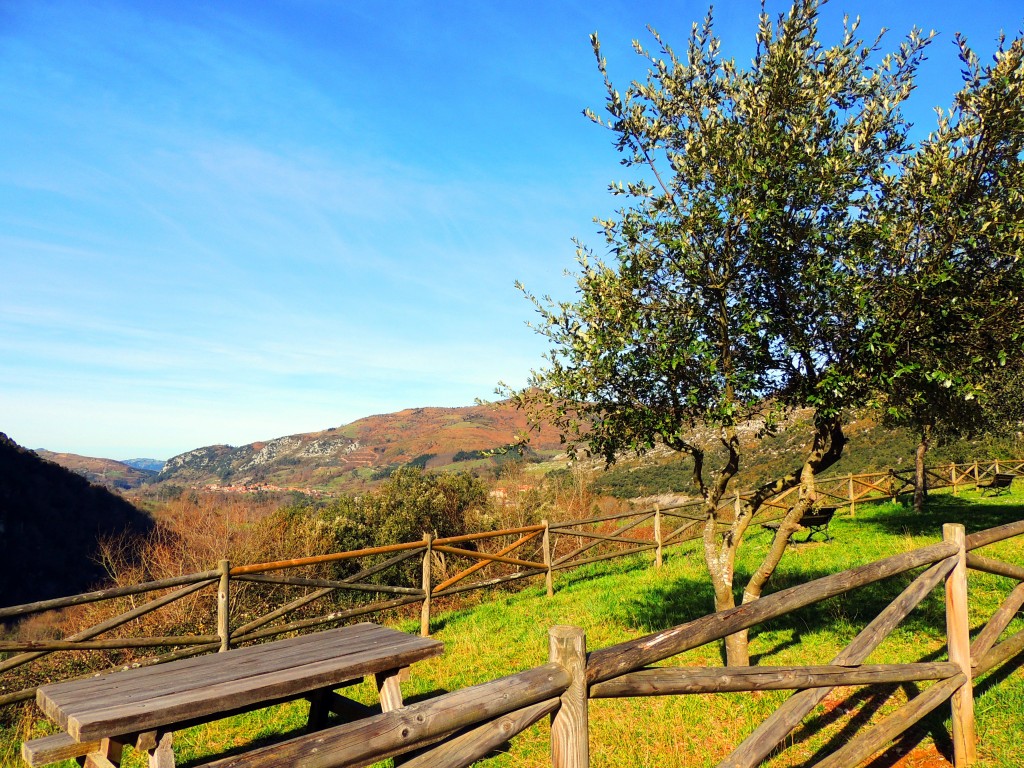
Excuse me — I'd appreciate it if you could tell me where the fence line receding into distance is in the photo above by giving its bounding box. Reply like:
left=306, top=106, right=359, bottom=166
left=1, top=458, right=1022, bottom=713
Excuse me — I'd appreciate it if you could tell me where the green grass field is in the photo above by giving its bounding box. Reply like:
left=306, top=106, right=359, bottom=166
left=7, top=486, right=1024, bottom=767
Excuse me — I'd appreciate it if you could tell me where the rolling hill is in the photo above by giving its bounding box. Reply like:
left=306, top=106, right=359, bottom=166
left=34, top=450, right=157, bottom=490
left=153, top=401, right=566, bottom=492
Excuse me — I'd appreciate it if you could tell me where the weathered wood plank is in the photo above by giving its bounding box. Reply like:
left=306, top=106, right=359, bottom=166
left=0, top=573, right=219, bottom=621
left=0, top=580, right=215, bottom=676
left=430, top=545, right=545, bottom=571
left=974, top=627, right=1024, bottom=678
left=233, top=596, right=424, bottom=643
left=83, top=751, right=119, bottom=768
left=42, top=624, right=384, bottom=713
left=401, top=698, right=559, bottom=768
left=21, top=733, right=102, bottom=766
left=549, top=626, right=588, bottom=768
left=944, top=523, right=977, bottom=765
left=719, top=555, right=955, bottom=768
left=966, top=553, right=1024, bottom=581
left=233, top=574, right=423, bottom=595
left=194, top=663, right=571, bottom=768
left=375, top=668, right=404, bottom=712
left=590, top=662, right=960, bottom=698
left=433, top=529, right=543, bottom=593
left=147, top=731, right=174, bottom=768
left=588, top=541, right=957, bottom=686
left=966, top=519, right=1024, bottom=551
left=970, top=582, right=1024, bottom=665
left=38, top=624, right=443, bottom=742
left=809, top=674, right=965, bottom=768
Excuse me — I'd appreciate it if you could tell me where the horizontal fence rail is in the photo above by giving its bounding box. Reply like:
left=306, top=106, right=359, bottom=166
left=2, top=458, right=1022, bottom=712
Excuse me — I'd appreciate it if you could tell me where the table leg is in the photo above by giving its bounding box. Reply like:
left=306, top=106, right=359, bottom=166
left=374, top=667, right=407, bottom=712
left=148, top=731, right=174, bottom=768
left=307, top=689, right=331, bottom=730
left=83, top=738, right=123, bottom=768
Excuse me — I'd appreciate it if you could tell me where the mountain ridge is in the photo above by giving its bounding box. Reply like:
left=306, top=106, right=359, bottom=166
left=33, top=450, right=157, bottom=490
left=150, top=400, right=565, bottom=492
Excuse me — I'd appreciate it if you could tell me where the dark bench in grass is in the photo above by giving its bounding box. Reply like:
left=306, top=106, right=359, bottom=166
left=978, top=473, right=1016, bottom=496
left=762, top=506, right=837, bottom=543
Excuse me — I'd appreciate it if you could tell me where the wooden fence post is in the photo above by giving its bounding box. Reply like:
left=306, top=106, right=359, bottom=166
left=420, top=533, right=433, bottom=637
left=217, top=559, right=231, bottom=652
left=654, top=506, right=663, bottom=569
left=973, top=461, right=980, bottom=488
left=543, top=519, right=554, bottom=597
left=549, top=625, right=589, bottom=768
left=952, top=463, right=958, bottom=496
left=943, top=523, right=977, bottom=766
left=848, top=474, right=856, bottom=517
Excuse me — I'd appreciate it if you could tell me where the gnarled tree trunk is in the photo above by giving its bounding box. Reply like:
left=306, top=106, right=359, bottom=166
left=914, top=424, right=931, bottom=512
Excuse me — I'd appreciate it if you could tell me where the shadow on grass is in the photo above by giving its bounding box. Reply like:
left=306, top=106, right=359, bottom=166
left=857, top=494, right=1024, bottom=539
left=614, top=494, right=1024, bottom=645
left=782, top=645, right=956, bottom=766
left=613, top=560, right=948, bottom=651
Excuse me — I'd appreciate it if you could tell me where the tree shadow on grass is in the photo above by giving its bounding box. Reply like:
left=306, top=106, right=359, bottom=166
left=783, top=645, right=955, bottom=767
left=857, top=495, right=1024, bottom=539
left=612, top=561, right=949, bottom=657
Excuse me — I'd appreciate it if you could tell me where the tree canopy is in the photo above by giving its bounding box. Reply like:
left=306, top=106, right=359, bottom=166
left=870, top=30, right=1024, bottom=506
left=512, top=0, right=1024, bottom=664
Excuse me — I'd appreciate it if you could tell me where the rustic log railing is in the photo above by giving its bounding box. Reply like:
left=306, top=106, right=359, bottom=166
left=173, top=518, right=1022, bottom=768
left=1, top=459, right=1021, bottom=712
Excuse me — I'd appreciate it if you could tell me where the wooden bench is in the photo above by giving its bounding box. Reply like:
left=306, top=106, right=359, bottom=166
left=762, top=506, right=837, bottom=543
left=978, top=473, right=1016, bottom=496
left=23, top=622, right=443, bottom=768
left=21, top=733, right=101, bottom=767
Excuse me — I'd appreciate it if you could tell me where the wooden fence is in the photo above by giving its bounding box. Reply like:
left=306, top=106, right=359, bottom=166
left=192, top=517, right=1023, bottom=767
left=1, top=459, right=1021, bottom=713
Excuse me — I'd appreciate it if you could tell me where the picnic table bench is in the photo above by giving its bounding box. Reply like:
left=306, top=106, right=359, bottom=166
left=762, top=506, right=837, bottom=543
left=978, top=473, right=1016, bottom=496
left=23, top=623, right=443, bottom=768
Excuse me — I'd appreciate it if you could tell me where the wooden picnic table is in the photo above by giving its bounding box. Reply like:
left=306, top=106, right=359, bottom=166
left=25, top=623, right=443, bottom=768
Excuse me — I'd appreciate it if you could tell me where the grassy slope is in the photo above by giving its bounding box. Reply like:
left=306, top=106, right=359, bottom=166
left=9, top=489, right=1024, bottom=767
left=588, top=411, right=1023, bottom=501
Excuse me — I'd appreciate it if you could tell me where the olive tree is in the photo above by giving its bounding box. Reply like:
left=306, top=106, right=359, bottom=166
left=870, top=32, right=1024, bottom=510
left=513, top=1, right=1022, bottom=665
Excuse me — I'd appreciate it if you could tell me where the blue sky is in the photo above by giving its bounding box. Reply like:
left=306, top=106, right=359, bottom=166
left=1, top=1, right=1021, bottom=460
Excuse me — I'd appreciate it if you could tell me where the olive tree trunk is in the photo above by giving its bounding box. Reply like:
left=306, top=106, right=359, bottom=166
left=914, top=425, right=931, bottom=512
